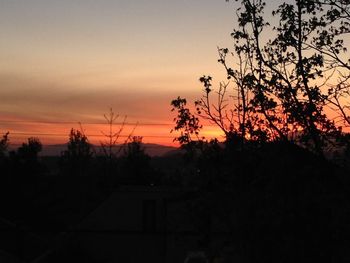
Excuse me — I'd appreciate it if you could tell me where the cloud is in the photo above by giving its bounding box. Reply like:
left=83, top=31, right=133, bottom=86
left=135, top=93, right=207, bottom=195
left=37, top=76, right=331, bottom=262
left=0, top=72, right=199, bottom=124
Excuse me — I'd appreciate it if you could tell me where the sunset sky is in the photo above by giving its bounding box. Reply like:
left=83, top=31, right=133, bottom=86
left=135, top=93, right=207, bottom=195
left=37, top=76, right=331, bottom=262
left=0, top=0, right=249, bottom=145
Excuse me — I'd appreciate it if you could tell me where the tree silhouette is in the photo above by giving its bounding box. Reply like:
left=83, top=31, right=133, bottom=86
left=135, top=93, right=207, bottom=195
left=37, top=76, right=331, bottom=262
left=100, top=108, right=126, bottom=160
left=98, top=108, right=138, bottom=180
left=175, top=0, right=350, bottom=156
left=120, top=136, right=154, bottom=184
left=124, top=136, right=146, bottom=159
left=310, top=0, right=350, bottom=128
left=9, top=137, right=43, bottom=178
left=100, top=108, right=138, bottom=159
left=169, top=1, right=350, bottom=261
left=17, top=137, right=42, bottom=159
left=60, top=128, right=93, bottom=176
left=171, top=96, right=203, bottom=149
left=0, top=132, right=9, bottom=159
left=0, top=132, right=10, bottom=179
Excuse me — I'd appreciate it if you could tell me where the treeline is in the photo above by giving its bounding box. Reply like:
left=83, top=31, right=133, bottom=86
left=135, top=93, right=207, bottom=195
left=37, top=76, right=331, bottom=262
left=0, top=129, right=163, bottom=185
left=0, top=127, right=176, bottom=247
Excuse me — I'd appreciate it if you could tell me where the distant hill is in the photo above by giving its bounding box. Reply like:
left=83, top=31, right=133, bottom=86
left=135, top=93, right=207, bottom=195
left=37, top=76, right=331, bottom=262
left=9, top=143, right=179, bottom=157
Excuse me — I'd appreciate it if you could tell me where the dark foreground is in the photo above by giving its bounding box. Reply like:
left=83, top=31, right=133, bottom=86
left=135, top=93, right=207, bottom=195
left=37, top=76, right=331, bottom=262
left=0, top=142, right=349, bottom=263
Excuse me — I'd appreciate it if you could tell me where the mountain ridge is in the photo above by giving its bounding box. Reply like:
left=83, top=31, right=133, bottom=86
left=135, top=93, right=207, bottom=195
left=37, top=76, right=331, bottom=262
left=9, top=143, right=179, bottom=157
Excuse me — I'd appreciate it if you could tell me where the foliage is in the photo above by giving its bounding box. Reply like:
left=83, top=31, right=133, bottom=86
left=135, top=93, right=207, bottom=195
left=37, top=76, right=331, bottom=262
left=229, top=0, right=350, bottom=154
left=171, top=97, right=202, bottom=145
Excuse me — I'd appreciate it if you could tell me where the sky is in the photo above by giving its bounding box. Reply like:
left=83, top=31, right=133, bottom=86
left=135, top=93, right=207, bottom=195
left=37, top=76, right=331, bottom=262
left=0, top=0, right=242, bottom=145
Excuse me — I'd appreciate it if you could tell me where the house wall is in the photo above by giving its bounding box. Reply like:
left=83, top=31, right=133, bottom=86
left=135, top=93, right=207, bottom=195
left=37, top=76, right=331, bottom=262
left=74, top=186, right=225, bottom=263
left=76, top=187, right=170, bottom=262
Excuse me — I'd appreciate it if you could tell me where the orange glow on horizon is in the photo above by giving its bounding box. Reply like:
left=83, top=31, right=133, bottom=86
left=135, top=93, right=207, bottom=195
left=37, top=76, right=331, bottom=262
left=1, top=123, right=174, bottom=146
left=0, top=117, right=226, bottom=147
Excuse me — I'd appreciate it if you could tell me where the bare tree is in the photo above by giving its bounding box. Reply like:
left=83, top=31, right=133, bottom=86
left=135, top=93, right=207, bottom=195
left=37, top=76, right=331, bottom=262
left=99, top=108, right=137, bottom=157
